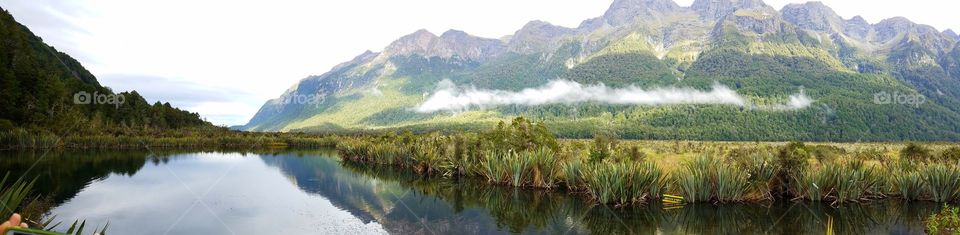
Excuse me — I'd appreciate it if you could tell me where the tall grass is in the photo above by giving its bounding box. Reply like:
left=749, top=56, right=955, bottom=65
left=740, top=152, right=779, bottom=200
left=893, top=170, right=925, bottom=201
left=1, top=173, right=107, bottom=235
left=921, top=164, right=960, bottom=202
left=333, top=119, right=960, bottom=207
left=580, top=162, right=667, bottom=205
left=792, top=160, right=882, bottom=204
left=676, top=153, right=749, bottom=203
left=479, top=148, right=561, bottom=188
left=0, top=130, right=60, bottom=149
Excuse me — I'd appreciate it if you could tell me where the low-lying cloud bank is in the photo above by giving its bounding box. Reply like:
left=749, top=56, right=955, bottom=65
left=414, top=79, right=812, bottom=113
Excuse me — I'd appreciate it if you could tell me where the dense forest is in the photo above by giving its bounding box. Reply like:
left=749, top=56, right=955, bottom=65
left=0, top=8, right=211, bottom=135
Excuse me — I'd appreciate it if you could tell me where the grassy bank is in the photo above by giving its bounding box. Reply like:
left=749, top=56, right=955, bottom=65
left=0, top=127, right=339, bottom=150
left=336, top=117, right=960, bottom=207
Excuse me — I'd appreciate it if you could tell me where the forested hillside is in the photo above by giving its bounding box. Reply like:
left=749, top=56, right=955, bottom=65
left=0, top=8, right=211, bottom=134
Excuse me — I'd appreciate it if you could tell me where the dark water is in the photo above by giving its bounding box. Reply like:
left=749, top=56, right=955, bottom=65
left=0, top=149, right=940, bottom=234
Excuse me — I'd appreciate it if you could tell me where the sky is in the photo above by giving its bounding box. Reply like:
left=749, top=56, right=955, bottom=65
left=2, top=0, right=958, bottom=126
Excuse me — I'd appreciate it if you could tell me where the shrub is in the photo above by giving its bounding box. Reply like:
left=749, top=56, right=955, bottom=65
left=484, top=117, right=558, bottom=153
left=809, top=145, right=845, bottom=163
left=926, top=205, right=960, bottom=234
left=778, top=142, right=810, bottom=174
left=589, top=133, right=619, bottom=163
left=774, top=142, right=810, bottom=196
left=901, top=143, right=933, bottom=162
left=941, top=147, right=960, bottom=162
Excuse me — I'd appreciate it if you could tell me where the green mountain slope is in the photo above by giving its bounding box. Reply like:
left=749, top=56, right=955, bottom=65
left=0, top=8, right=210, bottom=133
left=244, top=0, right=960, bottom=141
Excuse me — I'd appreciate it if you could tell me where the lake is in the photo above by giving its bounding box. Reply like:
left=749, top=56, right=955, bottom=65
left=0, top=149, right=938, bottom=234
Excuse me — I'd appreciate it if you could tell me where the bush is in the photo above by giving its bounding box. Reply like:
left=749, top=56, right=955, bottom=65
left=0, top=119, right=13, bottom=131
left=927, top=205, right=960, bottom=234
left=485, top=117, right=558, bottom=153
left=901, top=143, right=933, bottom=162
left=809, top=145, right=845, bottom=163
left=778, top=142, right=810, bottom=174
left=589, top=133, right=619, bottom=163
left=941, top=147, right=960, bottom=162
left=773, top=142, right=810, bottom=196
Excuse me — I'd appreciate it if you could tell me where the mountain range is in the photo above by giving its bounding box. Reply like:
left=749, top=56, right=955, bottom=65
left=243, top=0, right=960, bottom=141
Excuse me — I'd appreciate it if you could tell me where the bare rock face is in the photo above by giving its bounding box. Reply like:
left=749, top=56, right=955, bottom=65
left=691, top=0, right=769, bottom=20
left=382, top=29, right=505, bottom=61
left=944, top=29, right=959, bottom=41
left=874, top=17, right=916, bottom=42
left=843, top=16, right=871, bottom=40
left=729, top=8, right=784, bottom=35
left=602, top=0, right=681, bottom=26
left=507, top=20, right=574, bottom=54
left=780, top=1, right=843, bottom=32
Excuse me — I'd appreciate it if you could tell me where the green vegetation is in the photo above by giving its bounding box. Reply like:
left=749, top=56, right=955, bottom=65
left=676, top=153, right=749, bottom=203
left=1, top=173, right=107, bottom=234
left=0, top=127, right=338, bottom=150
left=247, top=19, right=960, bottom=142
left=336, top=117, right=960, bottom=207
left=927, top=205, right=960, bottom=235
left=0, top=7, right=220, bottom=150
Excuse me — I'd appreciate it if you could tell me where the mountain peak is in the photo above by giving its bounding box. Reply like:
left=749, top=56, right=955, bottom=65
left=441, top=29, right=468, bottom=39
left=383, top=29, right=440, bottom=57
left=691, top=0, right=770, bottom=20
left=945, top=29, right=959, bottom=40
left=873, top=17, right=917, bottom=41
left=508, top=20, right=574, bottom=53
left=383, top=28, right=504, bottom=61
left=877, top=16, right=915, bottom=27
left=848, top=15, right=868, bottom=25
left=780, top=1, right=842, bottom=32
left=602, top=0, right=680, bottom=26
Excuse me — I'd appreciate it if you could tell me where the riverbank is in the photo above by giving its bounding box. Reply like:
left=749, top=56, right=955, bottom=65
left=0, top=128, right=338, bottom=150
left=336, top=117, right=960, bottom=207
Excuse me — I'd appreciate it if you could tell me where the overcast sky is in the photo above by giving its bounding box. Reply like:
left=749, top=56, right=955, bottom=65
left=3, top=0, right=957, bottom=126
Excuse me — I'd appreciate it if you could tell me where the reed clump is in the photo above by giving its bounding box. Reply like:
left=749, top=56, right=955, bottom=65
left=675, top=153, right=750, bottom=203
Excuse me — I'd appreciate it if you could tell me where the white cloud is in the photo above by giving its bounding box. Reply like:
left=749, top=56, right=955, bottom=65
left=415, top=79, right=812, bottom=113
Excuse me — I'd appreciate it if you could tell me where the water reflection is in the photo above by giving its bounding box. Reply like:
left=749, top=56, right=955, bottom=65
left=273, top=155, right=938, bottom=234
left=0, top=149, right=941, bottom=234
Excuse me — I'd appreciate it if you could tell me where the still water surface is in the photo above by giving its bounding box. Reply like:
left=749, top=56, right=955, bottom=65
left=0, top=149, right=939, bottom=234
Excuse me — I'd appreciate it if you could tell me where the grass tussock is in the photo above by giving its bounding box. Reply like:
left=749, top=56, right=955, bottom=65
left=580, top=161, right=667, bottom=205
left=676, top=153, right=749, bottom=203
